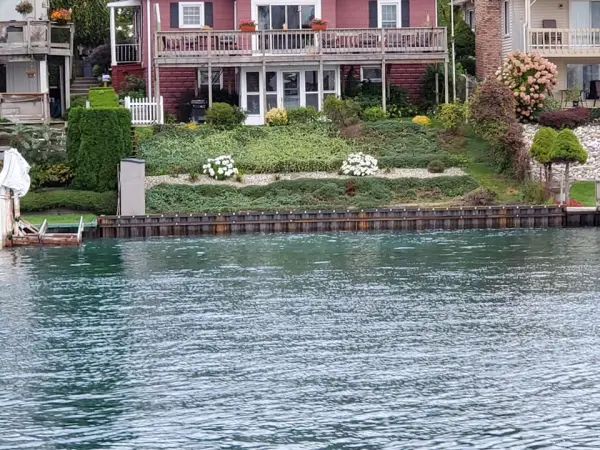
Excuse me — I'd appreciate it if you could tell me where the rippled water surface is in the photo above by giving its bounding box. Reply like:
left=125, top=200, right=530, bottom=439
left=2, top=230, right=600, bottom=449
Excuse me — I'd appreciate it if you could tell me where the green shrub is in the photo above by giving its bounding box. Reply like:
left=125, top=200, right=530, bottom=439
left=530, top=127, right=557, bottom=182
left=21, top=189, right=117, bottom=215
left=287, top=106, right=320, bottom=124
left=67, top=108, right=133, bottom=192
left=427, top=160, right=445, bottom=173
left=550, top=129, right=587, bottom=165
left=88, top=87, right=119, bottom=108
left=362, top=106, right=388, bottom=122
left=30, top=163, right=72, bottom=190
left=323, top=96, right=360, bottom=127
left=146, top=176, right=480, bottom=213
left=462, top=187, right=497, bottom=206
left=206, top=102, right=246, bottom=128
left=0, top=123, right=65, bottom=165
left=119, top=75, right=145, bottom=99
left=538, top=108, right=590, bottom=129
left=438, top=102, right=466, bottom=131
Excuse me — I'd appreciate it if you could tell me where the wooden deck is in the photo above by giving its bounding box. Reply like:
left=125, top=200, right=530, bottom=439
left=155, top=27, right=447, bottom=66
left=0, top=21, right=74, bottom=57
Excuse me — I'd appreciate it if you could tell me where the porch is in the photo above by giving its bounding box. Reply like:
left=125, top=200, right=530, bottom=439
left=154, top=28, right=448, bottom=65
left=0, top=21, right=74, bottom=57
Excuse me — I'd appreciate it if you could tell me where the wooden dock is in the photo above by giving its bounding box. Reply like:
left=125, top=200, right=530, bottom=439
left=96, top=206, right=570, bottom=239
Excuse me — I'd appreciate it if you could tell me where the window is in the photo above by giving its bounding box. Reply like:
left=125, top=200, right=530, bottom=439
left=379, top=1, right=400, bottom=28
left=257, top=4, right=316, bottom=30
left=198, top=70, right=223, bottom=88
left=361, top=66, right=382, bottom=82
left=179, top=2, right=204, bottom=28
left=503, top=0, right=510, bottom=36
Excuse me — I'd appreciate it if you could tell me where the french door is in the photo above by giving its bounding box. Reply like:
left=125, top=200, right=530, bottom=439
left=257, top=4, right=316, bottom=30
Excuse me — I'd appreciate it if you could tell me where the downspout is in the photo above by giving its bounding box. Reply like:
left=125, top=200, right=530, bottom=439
left=234, top=1, right=238, bottom=29
left=147, top=0, right=152, bottom=98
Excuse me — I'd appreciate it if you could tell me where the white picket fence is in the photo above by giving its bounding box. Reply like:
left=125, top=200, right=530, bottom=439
left=123, top=96, right=164, bottom=125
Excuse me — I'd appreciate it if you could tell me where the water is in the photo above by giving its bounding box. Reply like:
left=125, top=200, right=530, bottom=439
left=1, top=230, right=600, bottom=449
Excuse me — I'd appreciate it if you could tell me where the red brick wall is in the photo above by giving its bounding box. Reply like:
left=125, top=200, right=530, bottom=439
left=111, top=64, right=146, bottom=93
left=475, top=0, right=502, bottom=79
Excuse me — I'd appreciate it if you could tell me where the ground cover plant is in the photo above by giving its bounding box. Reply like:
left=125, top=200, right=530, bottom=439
left=140, top=121, right=464, bottom=176
left=146, top=176, right=480, bottom=213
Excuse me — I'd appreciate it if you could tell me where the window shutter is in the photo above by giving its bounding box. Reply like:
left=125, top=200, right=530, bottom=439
left=401, top=0, right=410, bottom=27
left=369, top=1, right=378, bottom=28
left=170, top=3, right=179, bottom=28
left=204, top=2, right=214, bottom=27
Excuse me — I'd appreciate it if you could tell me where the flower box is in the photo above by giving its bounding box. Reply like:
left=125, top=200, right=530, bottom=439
left=239, top=21, right=256, bottom=32
left=311, top=19, right=328, bottom=31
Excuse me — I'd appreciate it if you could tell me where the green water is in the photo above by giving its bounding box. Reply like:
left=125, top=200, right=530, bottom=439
left=1, top=229, right=600, bottom=449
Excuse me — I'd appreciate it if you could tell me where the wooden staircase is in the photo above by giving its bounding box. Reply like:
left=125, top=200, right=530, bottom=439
left=71, top=77, right=99, bottom=97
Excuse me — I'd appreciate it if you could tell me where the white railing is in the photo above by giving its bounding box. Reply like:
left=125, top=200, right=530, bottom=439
left=124, top=96, right=164, bottom=125
left=155, top=27, right=447, bottom=59
left=116, top=42, right=141, bottom=63
left=529, top=28, right=600, bottom=54
left=0, top=21, right=73, bottom=54
left=0, top=92, right=49, bottom=122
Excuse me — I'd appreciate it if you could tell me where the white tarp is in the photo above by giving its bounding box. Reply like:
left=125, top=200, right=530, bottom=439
left=0, top=148, right=31, bottom=197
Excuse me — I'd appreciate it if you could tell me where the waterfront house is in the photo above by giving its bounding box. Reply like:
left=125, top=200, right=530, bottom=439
left=107, top=0, right=449, bottom=124
left=457, top=0, right=600, bottom=100
left=0, top=0, right=74, bottom=122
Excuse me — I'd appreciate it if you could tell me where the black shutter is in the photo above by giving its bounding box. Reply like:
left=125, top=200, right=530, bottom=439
left=170, top=3, right=179, bottom=28
left=369, top=1, right=378, bottom=28
left=204, top=2, right=214, bottom=27
left=401, top=0, right=410, bottom=27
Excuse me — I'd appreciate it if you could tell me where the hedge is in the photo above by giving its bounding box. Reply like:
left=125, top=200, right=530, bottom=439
left=146, top=176, right=480, bottom=213
left=67, top=107, right=133, bottom=192
left=21, top=190, right=118, bottom=215
left=88, top=87, right=119, bottom=108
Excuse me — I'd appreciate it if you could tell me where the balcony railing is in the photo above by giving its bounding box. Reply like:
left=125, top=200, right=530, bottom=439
left=155, top=28, right=447, bottom=60
left=529, top=28, right=600, bottom=55
left=0, top=21, right=73, bottom=55
left=0, top=92, right=49, bottom=122
left=116, top=41, right=141, bottom=63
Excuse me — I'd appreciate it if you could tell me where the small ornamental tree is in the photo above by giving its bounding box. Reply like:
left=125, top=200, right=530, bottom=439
left=496, top=51, right=557, bottom=121
left=530, top=127, right=558, bottom=182
left=550, top=129, right=588, bottom=202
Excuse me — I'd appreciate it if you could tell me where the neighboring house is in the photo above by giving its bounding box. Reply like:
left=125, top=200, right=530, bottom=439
left=458, top=0, right=600, bottom=95
left=108, top=0, right=448, bottom=124
left=0, top=0, right=74, bottom=122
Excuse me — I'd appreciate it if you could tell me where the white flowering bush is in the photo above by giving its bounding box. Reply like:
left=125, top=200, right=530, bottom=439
left=202, top=155, right=238, bottom=180
left=340, top=152, right=378, bottom=176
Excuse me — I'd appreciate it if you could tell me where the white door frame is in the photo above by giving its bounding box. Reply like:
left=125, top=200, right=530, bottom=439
left=240, top=65, right=340, bottom=125
left=251, top=0, right=322, bottom=27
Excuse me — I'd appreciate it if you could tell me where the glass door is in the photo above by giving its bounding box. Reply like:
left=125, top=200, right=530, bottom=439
left=257, top=4, right=316, bottom=51
left=283, top=72, right=300, bottom=108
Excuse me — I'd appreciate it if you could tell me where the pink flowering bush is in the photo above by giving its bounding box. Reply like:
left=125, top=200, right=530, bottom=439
left=496, top=51, right=558, bottom=121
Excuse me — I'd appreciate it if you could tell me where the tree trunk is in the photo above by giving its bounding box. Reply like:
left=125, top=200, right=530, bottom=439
left=547, top=164, right=553, bottom=183
left=564, top=162, right=570, bottom=204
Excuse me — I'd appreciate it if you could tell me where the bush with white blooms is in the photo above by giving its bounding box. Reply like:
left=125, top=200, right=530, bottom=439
left=340, top=152, right=378, bottom=176
left=202, top=155, right=239, bottom=180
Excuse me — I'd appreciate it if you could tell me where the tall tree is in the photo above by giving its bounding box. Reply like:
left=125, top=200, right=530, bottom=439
left=50, top=0, right=109, bottom=47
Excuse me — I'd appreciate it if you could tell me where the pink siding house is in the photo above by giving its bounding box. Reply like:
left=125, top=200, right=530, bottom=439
left=108, top=0, right=446, bottom=124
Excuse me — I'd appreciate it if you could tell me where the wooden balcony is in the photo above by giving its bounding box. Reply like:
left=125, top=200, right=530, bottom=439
left=155, top=28, right=447, bottom=66
left=529, top=28, right=600, bottom=57
left=0, top=93, right=49, bottom=122
left=0, top=21, right=74, bottom=57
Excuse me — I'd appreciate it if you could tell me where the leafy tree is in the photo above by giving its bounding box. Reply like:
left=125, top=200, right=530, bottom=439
left=530, top=127, right=558, bottom=182
left=550, top=129, right=587, bottom=202
left=437, top=0, right=475, bottom=75
left=50, top=0, right=109, bottom=47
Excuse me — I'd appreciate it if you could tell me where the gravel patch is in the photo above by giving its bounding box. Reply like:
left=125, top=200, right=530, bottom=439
left=523, top=123, right=600, bottom=180
left=145, top=168, right=466, bottom=189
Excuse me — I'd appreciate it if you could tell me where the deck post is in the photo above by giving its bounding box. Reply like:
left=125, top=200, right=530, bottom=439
left=444, top=58, right=450, bottom=104
left=381, top=60, right=387, bottom=112
left=64, top=56, right=71, bottom=109
left=154, top=64, right=160, bottom=120
left=59, top=63, right=65, bottom=117
left=262, top=61, right=267, bottom=122
left=208, top=61, right=213, bottom=108
left=318, top=58, right=324, bottom=111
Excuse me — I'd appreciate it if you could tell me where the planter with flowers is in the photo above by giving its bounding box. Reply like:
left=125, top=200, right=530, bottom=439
left=202, top=155, right=239, bottom=180
left=239, top=20, right=256, bottom=32
left=15, top=1, right=33, bottom=17
left=50, top=8, right=72, bottom=26
left=25, top=63, right=36, bottom=78
left=311, top=19, right=328, bottom=31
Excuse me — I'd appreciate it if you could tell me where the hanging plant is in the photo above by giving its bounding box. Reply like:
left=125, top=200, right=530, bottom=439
left=25, top=62, right=36, bottom=78
left=15, top=1, right=34, bottom=15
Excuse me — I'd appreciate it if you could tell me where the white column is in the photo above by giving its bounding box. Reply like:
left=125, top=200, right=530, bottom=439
left=318, top=59, right=324, bottom=111
left=381, top=61, right=387, bottom=112
left=65, top=56, right=71, bottom=109
left=39, top=59, right=48, bottom=93
left=110, top=6, right=117, bottom=66
left=0, top=187, right=9, bottom=249
left=444, top=58, right=449, bottom=104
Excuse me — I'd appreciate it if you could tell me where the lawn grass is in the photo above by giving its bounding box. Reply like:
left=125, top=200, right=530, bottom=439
left=570, top=181, right=596, bottom=206
left=23, top=214, right=97, bottom=226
